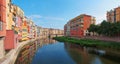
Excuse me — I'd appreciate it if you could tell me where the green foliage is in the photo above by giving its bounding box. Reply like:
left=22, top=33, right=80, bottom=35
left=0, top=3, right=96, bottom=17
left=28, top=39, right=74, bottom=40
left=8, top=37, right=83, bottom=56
left=53, top=37, right=120, bottom=50
left=88, top=20, right=120, bottom=36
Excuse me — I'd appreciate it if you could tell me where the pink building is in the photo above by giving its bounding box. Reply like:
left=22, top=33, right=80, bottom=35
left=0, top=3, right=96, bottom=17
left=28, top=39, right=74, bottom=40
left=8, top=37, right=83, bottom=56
left=17, top=16, right=23, bottom=41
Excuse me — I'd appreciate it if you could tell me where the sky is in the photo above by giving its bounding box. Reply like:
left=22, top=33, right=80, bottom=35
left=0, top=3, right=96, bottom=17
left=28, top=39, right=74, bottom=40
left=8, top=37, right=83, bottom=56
left=12, top=0, right=120, bottom=29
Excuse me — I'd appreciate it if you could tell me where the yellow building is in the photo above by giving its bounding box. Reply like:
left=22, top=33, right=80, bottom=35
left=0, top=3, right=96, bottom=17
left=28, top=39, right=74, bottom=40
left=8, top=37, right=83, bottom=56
left=21, top=17, right=29, bottom=41
left=6, top=0, right=15, bottom=30
left=91, top=17, right=96, bottom=24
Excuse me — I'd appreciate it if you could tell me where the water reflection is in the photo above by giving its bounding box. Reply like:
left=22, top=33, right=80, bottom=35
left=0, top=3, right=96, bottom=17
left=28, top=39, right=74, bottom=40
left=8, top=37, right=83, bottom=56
left=64, top=43, right=120, bottom=64
left=15, top=38, right=120, bottom=64
left=15, top=38, right=56, bottom=64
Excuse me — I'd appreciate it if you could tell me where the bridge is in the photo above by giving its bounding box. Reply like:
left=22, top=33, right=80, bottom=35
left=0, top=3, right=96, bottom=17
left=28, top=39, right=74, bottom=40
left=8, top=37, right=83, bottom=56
left=49, top=34, right=64, bottom=38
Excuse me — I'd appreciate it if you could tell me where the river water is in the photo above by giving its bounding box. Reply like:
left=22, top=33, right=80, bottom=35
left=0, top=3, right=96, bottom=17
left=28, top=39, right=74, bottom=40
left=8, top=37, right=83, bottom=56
left=31, top=39, right=120, bottom=64
left=15, top=38, right=120, bottom=64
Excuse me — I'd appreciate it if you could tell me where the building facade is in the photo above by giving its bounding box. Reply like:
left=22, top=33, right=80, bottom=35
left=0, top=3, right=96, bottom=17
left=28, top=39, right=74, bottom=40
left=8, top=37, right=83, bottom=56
left=64, top=22, right=70, bottom=36
left=107, top=6, right=120, bottom=23
left=4, top=3, right=20, bottom=50
left=0, top=0, right=6, bottom=59
left=0, top=0, right=64, bottom=59
left=21, top=17, right=29, bottom=41
left=0, top=0, right=6, bottom=36
left=16, top=6, right=24, bottom=41
left=115, top=7, right=120, bottom=22
left=64, top=14, right=96, bottom=38
left=107, top=10, right=116, bottom=23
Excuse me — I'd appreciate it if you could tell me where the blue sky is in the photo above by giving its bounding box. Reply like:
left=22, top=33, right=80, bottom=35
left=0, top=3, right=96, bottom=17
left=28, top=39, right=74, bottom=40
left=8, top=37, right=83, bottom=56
left=12, top=0, right=120, bottom=29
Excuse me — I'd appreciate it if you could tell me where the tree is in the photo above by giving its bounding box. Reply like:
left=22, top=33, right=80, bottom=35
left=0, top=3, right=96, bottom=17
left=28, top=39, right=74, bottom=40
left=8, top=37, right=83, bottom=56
left=88, top=24, right=99, bottom=36
left=115, top=22, right=120, bottom=36
left=100, top=20, right=112, bottom=36
left=88, top=20, right=120, bottom=37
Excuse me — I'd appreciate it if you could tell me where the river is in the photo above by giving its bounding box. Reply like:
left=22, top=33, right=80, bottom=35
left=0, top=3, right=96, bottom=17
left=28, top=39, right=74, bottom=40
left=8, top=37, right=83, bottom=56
left=15, top=38, right=120, bottom=64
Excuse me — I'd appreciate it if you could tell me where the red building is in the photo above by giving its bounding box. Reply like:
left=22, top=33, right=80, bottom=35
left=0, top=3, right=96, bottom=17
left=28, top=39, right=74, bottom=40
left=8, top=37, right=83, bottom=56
left=0, top=0, right=6, bottom=37
left=0, top=0, right=6, bottom=58
left=65, top=14, right=95, bottom=38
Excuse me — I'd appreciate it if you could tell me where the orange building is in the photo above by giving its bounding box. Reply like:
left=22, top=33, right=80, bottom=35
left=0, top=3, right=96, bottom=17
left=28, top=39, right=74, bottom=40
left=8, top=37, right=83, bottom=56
left=115, top=7, right=120, bottom=22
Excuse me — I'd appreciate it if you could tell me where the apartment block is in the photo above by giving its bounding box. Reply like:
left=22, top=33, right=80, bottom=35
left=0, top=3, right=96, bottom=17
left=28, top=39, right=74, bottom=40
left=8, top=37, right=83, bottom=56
left=107, top=10, right=116, bottom=23
left=64, top=22, right=70, bottom=36
left=115, top=7, right=120, bottom=22
left=107, top=6, right=120, bottom=23
left=64, top=14, right=96, bottom=38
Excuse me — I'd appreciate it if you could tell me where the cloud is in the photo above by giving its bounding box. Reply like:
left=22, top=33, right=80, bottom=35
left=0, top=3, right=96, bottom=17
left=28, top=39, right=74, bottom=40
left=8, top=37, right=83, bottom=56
left=27, top=14, right=65, bottom=21
left=27, top=15, right=42, bottom=19
left=43, top=16, right=64, bottom=21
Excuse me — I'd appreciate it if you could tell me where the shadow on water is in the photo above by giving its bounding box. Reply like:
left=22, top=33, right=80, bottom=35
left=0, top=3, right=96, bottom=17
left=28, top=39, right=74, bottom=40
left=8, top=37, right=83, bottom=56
left=15, top=38, right=120, bottom=64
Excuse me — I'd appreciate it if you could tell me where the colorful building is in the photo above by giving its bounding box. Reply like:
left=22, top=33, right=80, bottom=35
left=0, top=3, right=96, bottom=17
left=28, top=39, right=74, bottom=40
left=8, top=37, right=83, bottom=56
left=0, top=0, right=6, bottom=59
left=64, top=14, right=96, bottom=38
left=32, top=23, right=36, bottom=38
left=0, top=0, right=64, bottom=59
left=34, top=25, right=38, bottom=38
left=16, top=5, right=24, bottom=41
left=21, top=17, right=29, bottom=41
left=4, top=3, right=20, bottom=50
left=27, top=20, right=35, bottom=39
left=36, top=26, right=41, bottom=37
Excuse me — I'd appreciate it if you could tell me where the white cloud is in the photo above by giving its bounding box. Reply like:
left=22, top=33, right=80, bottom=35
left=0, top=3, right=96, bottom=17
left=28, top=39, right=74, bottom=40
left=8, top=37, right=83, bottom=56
left=28, top=14, right=65, bottom=21
left=27, top=15, right=42, bottom=19
left=43, top=16, right=64, bottom=21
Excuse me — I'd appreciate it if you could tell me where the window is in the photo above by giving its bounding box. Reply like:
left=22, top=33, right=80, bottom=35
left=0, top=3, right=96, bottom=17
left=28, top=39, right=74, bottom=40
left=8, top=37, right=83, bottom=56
left=0, top=21, right=3, bottom=31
